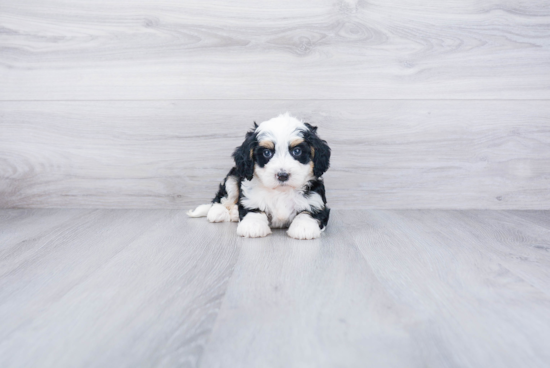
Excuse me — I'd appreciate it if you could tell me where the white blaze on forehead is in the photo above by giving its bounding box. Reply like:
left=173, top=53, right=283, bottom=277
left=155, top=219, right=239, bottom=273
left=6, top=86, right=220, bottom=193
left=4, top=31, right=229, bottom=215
left=255, top=113, right=307, bottom=151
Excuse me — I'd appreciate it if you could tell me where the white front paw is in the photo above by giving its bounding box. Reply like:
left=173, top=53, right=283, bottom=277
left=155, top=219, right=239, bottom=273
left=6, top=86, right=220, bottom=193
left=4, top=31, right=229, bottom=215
left=287, top=213, right=321, bottom=240
left=237, top=212, right=272, bottom=238
left=207, top=203, right=230, bottom=223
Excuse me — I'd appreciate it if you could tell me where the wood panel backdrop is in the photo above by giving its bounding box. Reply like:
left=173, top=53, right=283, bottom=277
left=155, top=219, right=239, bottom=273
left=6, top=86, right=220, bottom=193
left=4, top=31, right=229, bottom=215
left=1, top=0, right=549, bottom=209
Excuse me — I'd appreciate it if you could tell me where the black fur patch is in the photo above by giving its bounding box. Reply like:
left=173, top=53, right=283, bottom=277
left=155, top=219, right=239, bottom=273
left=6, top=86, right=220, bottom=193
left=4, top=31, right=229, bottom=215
left=254, top=145, right=274, bottom=168
left=302, top=178, right=330, bottom=229
left=232, top=126, right=259, bottom=181
left=303, top=178, right=327, bottom=204
left=238, top=205, right=262, bottom=221
left=302, top=123, right=331, bottom=178
left=212, top=167, right=238, bottom=204
left=289, top=141, right=312, bottom=165
left=212, top=183, right=227, bottom=204
left=310, top=207, right=330, bottom=230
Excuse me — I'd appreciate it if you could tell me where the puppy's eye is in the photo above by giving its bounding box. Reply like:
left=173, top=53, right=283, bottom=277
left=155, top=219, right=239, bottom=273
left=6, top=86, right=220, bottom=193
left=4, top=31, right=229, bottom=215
left=263, top=149, right=273, bottom=158
left=292, top=147, right=302, bottom=156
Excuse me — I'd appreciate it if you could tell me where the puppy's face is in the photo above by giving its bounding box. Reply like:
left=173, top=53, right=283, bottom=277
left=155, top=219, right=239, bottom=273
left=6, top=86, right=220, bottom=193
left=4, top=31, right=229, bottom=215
left=233, top=114, right=331, bottom=189
left=254, top=132, right=313, bottom=190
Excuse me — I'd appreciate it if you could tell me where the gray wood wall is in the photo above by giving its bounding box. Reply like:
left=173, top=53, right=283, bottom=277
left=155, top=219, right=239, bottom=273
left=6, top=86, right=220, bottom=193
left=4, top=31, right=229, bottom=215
left=1, top=0, right=549, bottom=209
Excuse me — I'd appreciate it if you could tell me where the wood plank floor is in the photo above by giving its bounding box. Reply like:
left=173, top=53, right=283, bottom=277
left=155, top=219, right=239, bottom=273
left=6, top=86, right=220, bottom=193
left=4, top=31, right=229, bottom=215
left=1, top=209, right=549, bottom=368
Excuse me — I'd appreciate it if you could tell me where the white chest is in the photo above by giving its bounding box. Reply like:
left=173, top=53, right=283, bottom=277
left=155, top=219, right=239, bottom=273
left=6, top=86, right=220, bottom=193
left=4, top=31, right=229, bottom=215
left=241, top=181, right=312, bottom=228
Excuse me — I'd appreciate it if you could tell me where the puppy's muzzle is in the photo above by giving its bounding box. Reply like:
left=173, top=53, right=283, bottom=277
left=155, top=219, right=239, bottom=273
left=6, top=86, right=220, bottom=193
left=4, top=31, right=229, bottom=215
left=276, top=172, right=290, bottom=182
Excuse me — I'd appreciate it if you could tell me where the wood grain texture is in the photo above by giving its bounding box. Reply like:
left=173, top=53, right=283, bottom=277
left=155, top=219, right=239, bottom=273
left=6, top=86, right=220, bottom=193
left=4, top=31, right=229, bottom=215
left=1, top=0, right=550, bottom=100
left=200, top=210, right=420, bottom=368
left=448, top=210, right=550, bottom=294
left=1, top=100, right=549, bottom=209
left=0, top=209, right=241, bottom=368
left=341, top=209, right=550, bottom=368
left=504, top=210, right=550, bottom=231
left=1, top=209, right=549, bottom=368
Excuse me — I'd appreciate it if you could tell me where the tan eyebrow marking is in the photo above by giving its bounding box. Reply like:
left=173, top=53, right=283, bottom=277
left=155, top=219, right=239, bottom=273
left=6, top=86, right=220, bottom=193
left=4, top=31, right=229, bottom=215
left=310, top=147, right=315, bottom=158
left=259, top=140, right=274, bottom=149
left=290, top=138, right=304, bottom=148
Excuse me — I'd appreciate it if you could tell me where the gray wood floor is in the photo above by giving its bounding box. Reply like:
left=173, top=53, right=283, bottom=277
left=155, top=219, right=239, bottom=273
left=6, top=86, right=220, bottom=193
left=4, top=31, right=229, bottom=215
left=1, top=209, right=549, bottom=368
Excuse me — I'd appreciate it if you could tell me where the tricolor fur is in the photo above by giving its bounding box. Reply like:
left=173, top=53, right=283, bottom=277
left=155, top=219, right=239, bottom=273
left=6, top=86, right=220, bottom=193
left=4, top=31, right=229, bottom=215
left=187, top=113, right=331, bottom=239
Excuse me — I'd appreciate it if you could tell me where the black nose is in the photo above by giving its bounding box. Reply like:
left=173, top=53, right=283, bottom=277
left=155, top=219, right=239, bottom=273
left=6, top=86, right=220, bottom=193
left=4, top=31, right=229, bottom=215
left=277, top=172, right=290, bottom=182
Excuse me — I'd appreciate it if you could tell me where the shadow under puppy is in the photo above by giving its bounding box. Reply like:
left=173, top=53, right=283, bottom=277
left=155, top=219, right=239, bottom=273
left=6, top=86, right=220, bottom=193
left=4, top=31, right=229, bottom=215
left=187, top=113, right=331, bottom=239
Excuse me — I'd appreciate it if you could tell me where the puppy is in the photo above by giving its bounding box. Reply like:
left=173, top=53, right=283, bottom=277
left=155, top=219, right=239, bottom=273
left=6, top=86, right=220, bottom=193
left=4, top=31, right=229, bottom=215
left=187, top=113, right=331, bottom=239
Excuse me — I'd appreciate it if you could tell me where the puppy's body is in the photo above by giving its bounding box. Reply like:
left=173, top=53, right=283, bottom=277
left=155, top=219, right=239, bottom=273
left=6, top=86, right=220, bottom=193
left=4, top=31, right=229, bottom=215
left=187, top=114, right=331, bottom=239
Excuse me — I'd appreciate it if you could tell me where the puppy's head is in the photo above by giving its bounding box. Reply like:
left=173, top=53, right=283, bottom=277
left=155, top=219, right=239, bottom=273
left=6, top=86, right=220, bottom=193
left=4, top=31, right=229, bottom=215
left=232, top=113, right=330, bottom=189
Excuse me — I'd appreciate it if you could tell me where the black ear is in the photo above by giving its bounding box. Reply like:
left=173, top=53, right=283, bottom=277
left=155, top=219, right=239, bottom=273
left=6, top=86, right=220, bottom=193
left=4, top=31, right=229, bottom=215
left=232, top=127, right=258, bottom=181
left=304, top=123, right=331, bottom=177
left=305, top=123, right=317, bottom=133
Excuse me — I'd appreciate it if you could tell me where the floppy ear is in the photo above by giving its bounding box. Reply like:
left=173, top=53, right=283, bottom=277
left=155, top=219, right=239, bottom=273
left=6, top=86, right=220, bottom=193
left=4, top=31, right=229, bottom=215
left=232, top=127, right=258, bottom=181
left=304, top=123, right=331, bottom=178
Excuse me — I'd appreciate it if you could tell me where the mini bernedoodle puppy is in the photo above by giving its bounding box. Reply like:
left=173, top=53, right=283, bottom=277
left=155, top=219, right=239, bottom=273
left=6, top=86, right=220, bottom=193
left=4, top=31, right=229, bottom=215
left=187, top=113, right=331, bottom=240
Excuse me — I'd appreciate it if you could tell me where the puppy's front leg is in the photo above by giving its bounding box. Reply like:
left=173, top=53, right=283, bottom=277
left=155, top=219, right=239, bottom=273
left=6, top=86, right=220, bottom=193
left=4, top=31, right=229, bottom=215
left=287, top=213, right=321, bottom=240
left=237, top=212, right=272, bottom=238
